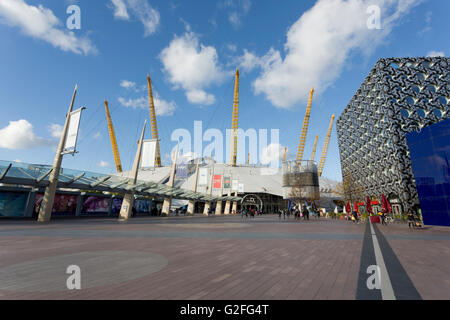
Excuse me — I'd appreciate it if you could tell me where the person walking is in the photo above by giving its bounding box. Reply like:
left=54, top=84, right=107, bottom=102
left=352, top=210, right=359, bottom=224
left=407, top=210, right=415, bottom=229
left=302, top=206, right=308, bottom=221
left=278, top=209, right=282, bottom=220
left=381, top=210, right=387, bottom=225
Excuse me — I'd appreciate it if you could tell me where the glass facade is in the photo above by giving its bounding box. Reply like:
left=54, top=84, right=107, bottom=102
left=0, top=191, right=28, bottom=217
left=406, top=118, right=450, bottom=226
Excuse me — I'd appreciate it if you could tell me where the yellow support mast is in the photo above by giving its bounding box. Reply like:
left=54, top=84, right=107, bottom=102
left=296, top=87, right=314, bottom=163
left=310, top=135, right=319, bottom=161
left=230, top=68, right=239, bottom=166
left=318, top=115, right=335, bottom=177
left=282, top=147, right=287, bottom=164
left=147, top=75, right=162, bottom=167
left=104, top=100, right=122, bottom=173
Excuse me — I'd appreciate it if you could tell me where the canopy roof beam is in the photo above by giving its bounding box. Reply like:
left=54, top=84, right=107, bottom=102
left=0, top=163, right=12, bottom=181
left=36, top=169, right=53, bottom=184
left=90, top=175, right=111, bottom=188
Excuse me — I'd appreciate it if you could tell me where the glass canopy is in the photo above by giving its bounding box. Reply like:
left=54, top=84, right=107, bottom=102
left=0, top=160, right=241, bottom=202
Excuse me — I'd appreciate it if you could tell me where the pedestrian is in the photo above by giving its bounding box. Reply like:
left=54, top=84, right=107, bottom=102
left=407, top=210, right=415, bottom=229
left=302, top=206, right=308, bottom=221
left=381, top=210, right=387, bottom=225
left=240, top=209, right=244, bottom=219
left=283, top=209, right=286, bottom=220
left=278, top=209, right=282, bottom=220
left=352, top=210, right=359, bottom=224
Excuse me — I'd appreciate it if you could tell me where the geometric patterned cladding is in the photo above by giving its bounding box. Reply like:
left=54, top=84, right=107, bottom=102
left=336, top=57, right=449, bottom=212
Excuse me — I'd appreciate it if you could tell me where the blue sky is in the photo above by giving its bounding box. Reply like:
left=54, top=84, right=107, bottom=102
left=0, top=0, right=448, bottom=181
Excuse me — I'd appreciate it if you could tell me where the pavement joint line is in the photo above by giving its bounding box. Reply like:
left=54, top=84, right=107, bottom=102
left=370, top=222, right=396, bottom=300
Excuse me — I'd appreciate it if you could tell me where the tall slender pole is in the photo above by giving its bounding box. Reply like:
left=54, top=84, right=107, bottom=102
left=104, top=100, right=122, bottom=173
left=147, top=75, right=161, bottom=167
left=215, top=171, right=224, bottom=215
left=38, top=85, right=78, bottom=222
left=310, top=135, right=319, bottom=161
left=318, top=115, right=335, bottom=177
left=119, top=120, right=147, bottom=220
left=203, top=162, right=215, bottom=215
left=162, top=143, right=179, bottom=216
left=230, top=69, right=239, bottom=166
left=187, top=161, right=200, bottom=215
left=224, top=173, right=232, bottom=215
left=296, top=87, right=314, bottom=162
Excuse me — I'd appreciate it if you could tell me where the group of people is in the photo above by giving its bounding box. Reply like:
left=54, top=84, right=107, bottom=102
left=278, top=205, right=321, bottom=221
left=240, top=208, right=259, bottom=218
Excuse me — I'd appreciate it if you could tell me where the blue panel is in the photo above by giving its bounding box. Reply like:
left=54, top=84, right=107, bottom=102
left=406, top=118, right=450, bottom=227
left=0, top=191, right=28, bottom=217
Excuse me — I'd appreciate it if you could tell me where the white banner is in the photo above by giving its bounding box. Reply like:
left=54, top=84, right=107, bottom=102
left=141, top=140, right=157, bottom=168
left=64, top=108, right=83, bottom=153
left=232, top=179, right=239, bottom=191
left=238, top=183, right=244, bottom=193
left=199, top=168, right=208, bottom=186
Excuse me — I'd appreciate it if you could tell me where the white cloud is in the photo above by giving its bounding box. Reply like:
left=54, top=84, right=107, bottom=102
left=98, top=160, right=110, bottom=167
left=159, top=31, right=231, bottom=105
left=223, top=0, right=251, bottom=29
left=229, top=12, right=241, bottom=28
left=153, top=92, right=177, bottom=116
left=238, top=48, right=281, bottom=73
left=120, top=80, right=137, bottom=90
left=427, top=51, right=445, bottom=57
left=109, top=0, right=160, bottom=36
left=0, top=119, right=52, bottom=150
left=0, top=0, right=96, bottom=55
left=186, top=89, right=215, bottom=105
left=227, top=43, right=237, bottom=52
left=245, top=0, right=422, bottom=109
left=118, top=91, right=176, bottom=116
left=418, top=11, right=432, bottom=36
left=118, top=96, right=146, bottom=109
left=48, top=123, right=63, bottom=138
left=110, top=0, right=129, bottom=20
left=260, top=143, right=284, bottom=165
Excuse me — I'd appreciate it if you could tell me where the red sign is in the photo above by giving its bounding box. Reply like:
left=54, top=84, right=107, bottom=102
left=213, top=175, right=222, bottom=189
left=370, top=201, right=379, bottom=205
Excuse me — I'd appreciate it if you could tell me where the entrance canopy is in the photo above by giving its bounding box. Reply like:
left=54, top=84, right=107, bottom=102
left=0, top=160, right=234, bottom=202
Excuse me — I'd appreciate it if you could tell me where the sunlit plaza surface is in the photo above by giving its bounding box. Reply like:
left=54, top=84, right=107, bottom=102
left=0, top=215, right=449, bottom=300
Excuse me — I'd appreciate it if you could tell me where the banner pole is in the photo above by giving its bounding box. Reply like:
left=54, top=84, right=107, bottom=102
left=38, top=84, right=78, bottom=222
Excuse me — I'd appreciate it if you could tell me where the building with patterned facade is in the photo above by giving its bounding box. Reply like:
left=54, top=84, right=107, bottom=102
left=336, top=57, right=449, bottom=215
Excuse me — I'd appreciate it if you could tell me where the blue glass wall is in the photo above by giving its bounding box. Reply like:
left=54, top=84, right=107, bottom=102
left=406, top=118, right=450, bottom=226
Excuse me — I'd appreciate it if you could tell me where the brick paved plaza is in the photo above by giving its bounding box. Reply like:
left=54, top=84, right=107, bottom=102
left=0, top=215, right=449, bottom=300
